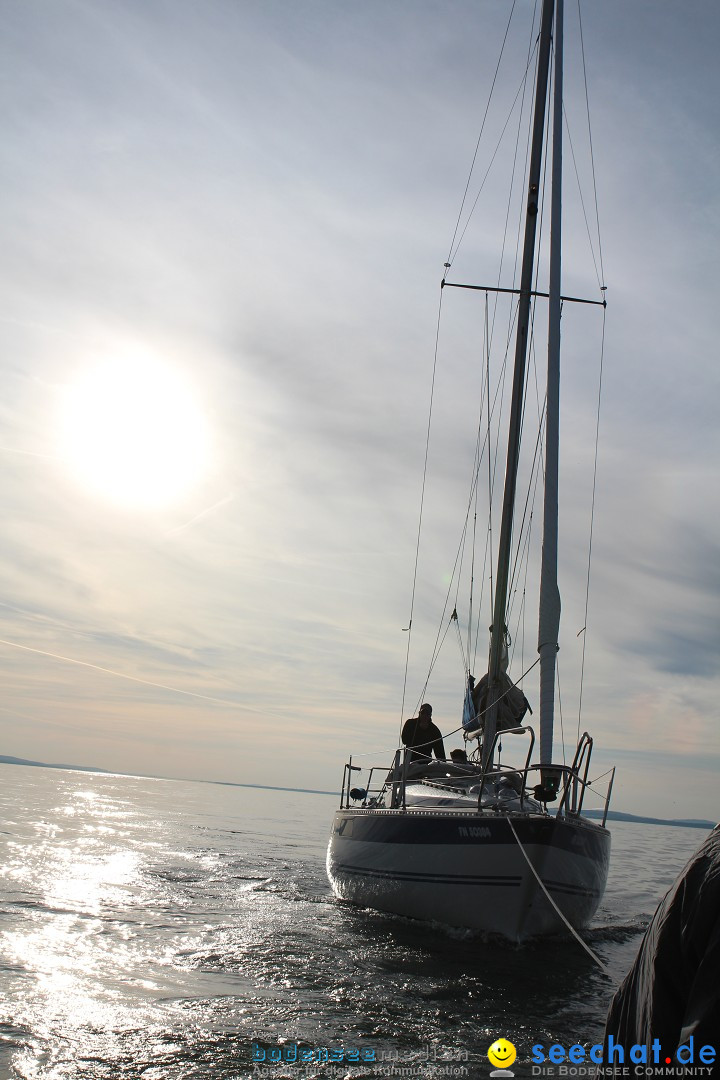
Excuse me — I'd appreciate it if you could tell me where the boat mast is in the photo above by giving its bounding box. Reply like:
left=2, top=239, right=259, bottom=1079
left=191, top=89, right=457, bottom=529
left=538, top=0, right=563, bottom=766
left=483, top=0, right=555, bottom=770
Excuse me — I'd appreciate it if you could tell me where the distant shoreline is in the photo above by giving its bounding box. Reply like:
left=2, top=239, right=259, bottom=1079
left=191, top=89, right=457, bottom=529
left=0, top=754, right=111, bottom=774
left=0, top=754, right=339, bottom=796
left=1, top=755, right=714, bottom=828
left=581, top=807, right=716, bottom=831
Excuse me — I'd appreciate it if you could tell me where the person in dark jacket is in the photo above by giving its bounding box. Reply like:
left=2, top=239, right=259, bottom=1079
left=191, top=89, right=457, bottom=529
left=603, top=824, right=720, bottom=1075
left=401, top=703, right=446, bottom=763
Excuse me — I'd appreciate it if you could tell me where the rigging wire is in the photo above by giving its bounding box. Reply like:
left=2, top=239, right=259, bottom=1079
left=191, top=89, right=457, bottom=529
left=464, top=300, right=494, bottom=665
left=405, top=0, right=608, bottom=758
left=447, top=0, right=542, bottom=271
left=468, top=5, right=540, bottom=668
left=409, top=330, right=502, bottom=716
left=508, top=464, right=542, bottom=662
left=412, top=616, right=457, bottom=718
left=420, top=4, right=541, bottom=702
left=422, top=299, right=518, bottom=699
left=445, top=0, right=518, bottom=266
left=556, top=659, right=568, bottom=769
left=485, top=293, right=494, bottom=630
left=453, top=313, right=492, bottom=653
left=453, top=609, right=470, bottom=682
left=356, top=654, right=542, bottom=759
left=577, top=0, right=606, bottom=287
left=475, top=35, right=536, bottom=651
left=576, top=305, right=607, bottom=741
left=505, top=84, right=551, bottom=630
left=507, top=394, right=545, bottom=618
left=421, top=455, right=489, bottom=709
left=556, top=2, right=605, bottom=295
left=471, top=520, right=492, bottom=674
left=447, top=48, right=538, bottom=269
left=480, top=0, right=539, bottom=466
left=497, top=13, right=550, bottom=636
left=398, top=290, right=445, bottom=736
left=563, top=112, right=603, bottom=294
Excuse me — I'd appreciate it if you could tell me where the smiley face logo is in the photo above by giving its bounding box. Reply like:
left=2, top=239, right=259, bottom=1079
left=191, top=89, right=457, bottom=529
left=488, top=1038, right=517, bottom=1070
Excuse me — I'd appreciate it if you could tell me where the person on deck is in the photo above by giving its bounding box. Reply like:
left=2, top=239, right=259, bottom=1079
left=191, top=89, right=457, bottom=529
left=401, top=703, right=446, bottom=763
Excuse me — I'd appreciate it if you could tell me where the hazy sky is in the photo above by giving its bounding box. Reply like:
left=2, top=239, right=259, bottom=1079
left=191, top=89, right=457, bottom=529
left=0, top=0, right=718, bottom=820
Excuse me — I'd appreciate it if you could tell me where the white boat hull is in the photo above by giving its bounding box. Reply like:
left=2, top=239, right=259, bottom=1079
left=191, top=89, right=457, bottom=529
left=327, top=808, right=610, bottom=942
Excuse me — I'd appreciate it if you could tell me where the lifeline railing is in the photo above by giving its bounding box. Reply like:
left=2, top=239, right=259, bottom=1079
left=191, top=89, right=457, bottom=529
left=338, top=727, right=614, bottom=825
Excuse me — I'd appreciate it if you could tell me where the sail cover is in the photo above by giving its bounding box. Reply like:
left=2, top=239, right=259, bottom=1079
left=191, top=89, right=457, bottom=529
left=467, top=672, right=531, bottom=735
left=462, top=676, right=480, bottom=734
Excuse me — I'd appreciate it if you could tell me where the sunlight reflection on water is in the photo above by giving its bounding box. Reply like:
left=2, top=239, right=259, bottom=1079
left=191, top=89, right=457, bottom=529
left=0, top=765, right=710, bottom=1079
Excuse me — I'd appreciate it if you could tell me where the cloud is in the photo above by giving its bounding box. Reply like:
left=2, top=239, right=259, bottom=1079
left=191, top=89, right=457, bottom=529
left=0, top=0, right=718, bottom=817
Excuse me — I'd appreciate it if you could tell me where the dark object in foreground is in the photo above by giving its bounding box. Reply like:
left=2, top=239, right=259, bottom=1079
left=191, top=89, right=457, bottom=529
left=604, top=825, right=720, bottom=1072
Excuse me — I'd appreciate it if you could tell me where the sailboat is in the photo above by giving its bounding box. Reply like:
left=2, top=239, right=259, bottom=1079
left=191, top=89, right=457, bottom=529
left=327, top=0, right=614, bottom=942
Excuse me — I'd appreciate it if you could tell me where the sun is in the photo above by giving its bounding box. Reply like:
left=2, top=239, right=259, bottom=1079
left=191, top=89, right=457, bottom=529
left=59, top=349, right=210, bottom=509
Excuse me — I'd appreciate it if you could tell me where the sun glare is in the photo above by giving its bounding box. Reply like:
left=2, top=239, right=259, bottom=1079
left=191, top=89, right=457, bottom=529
left=60, top=350, right=210, bottom=509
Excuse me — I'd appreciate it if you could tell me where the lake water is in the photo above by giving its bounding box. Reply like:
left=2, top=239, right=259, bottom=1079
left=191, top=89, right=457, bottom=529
left=0, top=763, right=711, bottom=1079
